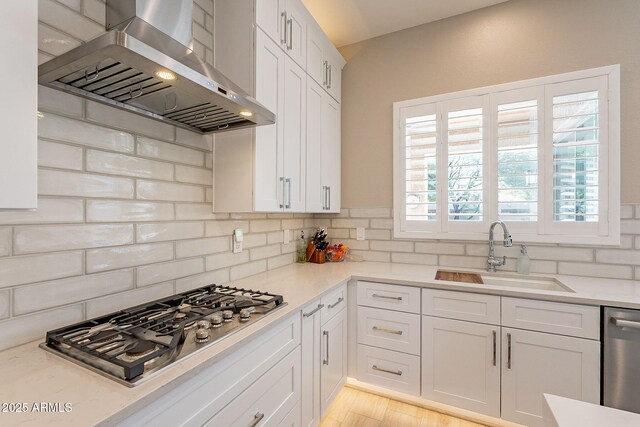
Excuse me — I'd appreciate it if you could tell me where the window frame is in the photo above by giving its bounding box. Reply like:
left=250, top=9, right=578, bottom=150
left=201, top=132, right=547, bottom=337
left=393, top=65, right=620, bottom=245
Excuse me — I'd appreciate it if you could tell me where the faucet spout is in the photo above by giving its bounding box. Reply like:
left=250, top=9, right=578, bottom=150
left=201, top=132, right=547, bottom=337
left=487, top=220, right=512, bottom=272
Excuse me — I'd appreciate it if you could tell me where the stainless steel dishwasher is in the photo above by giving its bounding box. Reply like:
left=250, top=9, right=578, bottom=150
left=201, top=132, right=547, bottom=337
left=603, top=306, right=640, bottom=414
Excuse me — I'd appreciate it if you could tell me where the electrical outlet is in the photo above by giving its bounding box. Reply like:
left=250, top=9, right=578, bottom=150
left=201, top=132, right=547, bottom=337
left=356, top=227, right=365, bottom=241
left=233, top=241, right=242, bottom=253
left=233, top=228, right=244, bottom=253
left=283, top=229, right=290, bottom=244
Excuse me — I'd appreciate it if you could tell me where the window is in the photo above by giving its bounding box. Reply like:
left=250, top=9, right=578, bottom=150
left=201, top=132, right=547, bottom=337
left=393, top=66, right=620, bottom=245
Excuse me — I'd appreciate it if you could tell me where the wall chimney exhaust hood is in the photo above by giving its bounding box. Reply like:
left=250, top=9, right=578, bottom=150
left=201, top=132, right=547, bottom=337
left=38, top=0, right=275, bottom=134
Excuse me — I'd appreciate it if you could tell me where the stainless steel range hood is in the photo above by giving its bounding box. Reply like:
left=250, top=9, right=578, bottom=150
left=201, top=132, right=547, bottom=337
left=38, top=0, right=274, bottom=134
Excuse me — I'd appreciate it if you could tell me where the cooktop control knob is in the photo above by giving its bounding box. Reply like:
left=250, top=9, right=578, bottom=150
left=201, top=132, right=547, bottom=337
left=211, top=314, right=223, bottom=328
left=195, top=327, right=210, bottom=343
left=222, top=310, right=234, bottom=322
left=196, top=320, right=211, bottom=330
left=239, top=308, right=251, bottom=322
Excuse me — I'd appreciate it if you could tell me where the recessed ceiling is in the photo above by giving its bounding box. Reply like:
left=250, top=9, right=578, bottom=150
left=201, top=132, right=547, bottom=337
left=302, top=0, right=511, bottom=47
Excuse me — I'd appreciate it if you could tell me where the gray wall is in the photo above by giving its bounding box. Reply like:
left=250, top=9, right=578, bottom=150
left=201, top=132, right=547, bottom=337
left=338, top=0, right=640, bottom=207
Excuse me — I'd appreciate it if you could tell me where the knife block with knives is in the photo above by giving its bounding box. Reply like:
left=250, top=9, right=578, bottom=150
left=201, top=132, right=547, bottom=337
left=307, top=229, right=328, bottom=264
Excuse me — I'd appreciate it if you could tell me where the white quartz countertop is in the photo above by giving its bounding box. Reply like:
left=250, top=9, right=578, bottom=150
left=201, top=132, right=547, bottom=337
left=543, top=394, right=640, bottom=427
left=3, top=261, right=640, bottom=426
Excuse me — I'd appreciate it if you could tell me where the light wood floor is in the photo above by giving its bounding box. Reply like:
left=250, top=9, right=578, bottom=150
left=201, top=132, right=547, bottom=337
left=319, top=386, right=486, bottom=427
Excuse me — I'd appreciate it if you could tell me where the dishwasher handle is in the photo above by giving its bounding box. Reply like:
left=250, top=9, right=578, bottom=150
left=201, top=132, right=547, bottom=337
left=611, top=317, right=640, bottom=331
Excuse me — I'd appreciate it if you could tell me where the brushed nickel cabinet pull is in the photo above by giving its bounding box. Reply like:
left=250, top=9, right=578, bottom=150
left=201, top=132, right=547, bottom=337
left=372, top=365, right=402, bottom=376
left=507, top=332, right=512, bottom=369
left=371, top=294, right=402, bottom=301
left=249, top=412, right=264, bottom=427
left=328, top=297, right=344, bottom=309
left=303, top=304, right=324, bottom=317
left=492, top=330, right=497, bottom=366
left=323, top=330, right=329, bottom=365
left=372, top=326, right=403, bottom=335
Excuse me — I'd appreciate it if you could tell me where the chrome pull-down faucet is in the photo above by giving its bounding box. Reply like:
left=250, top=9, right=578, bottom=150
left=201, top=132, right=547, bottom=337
left=487, top=220, right=513, bottom=272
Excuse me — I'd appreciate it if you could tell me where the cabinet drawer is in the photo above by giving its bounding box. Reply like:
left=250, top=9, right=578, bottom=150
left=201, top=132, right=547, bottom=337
left=357, top=281, right=421, bottom=314
left=356, top=344, right=421, bottom=395
left=422, top=289, right=500, bottom=325
left=321, top=283, right=346, bottom=324
left=502, top=297, right=599, bottom=339
left=204, top=346, right=301, bottom=427
left=357, top=306, right=421, bottom=356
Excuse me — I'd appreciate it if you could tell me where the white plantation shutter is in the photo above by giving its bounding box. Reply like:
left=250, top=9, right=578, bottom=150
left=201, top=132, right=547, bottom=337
left=398, top=103, right=440, bottom=232
left=491, top=87, right=544, bottom=233
left=544, top=76, right=609, bottom=236
left=442, top=97, right=489, bottom=232
left=393, top=66, right=619, bottom=244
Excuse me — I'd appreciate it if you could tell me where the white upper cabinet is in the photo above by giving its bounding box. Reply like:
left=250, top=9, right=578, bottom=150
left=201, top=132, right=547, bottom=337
left=306, top=78, right=341, bottom=213
left=306, top=18, right=343, bottom=103
left=256, top=0, right=306, bottom=69
left=0, top=2, right=37, bottom=209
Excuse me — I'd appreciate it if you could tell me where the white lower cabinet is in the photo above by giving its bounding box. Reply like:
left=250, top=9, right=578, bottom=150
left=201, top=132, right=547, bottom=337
left=356, top=344, right=421, bottom=395
left=205, top=347, right=301, bottom=427
left=500, top=328, right=600, bottom=427
left=301, top=300, right=322, bottom=427
left=421, top=316, right=500, bottom=417
left=320, top=307, right=348, bottom=417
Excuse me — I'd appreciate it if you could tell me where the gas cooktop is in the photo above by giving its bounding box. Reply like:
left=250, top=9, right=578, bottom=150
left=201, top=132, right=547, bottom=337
left=40, top=284, right=286, bottom=386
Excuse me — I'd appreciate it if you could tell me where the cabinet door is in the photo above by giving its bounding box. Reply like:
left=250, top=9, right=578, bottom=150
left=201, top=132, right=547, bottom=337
left=255, top=29, right=286, bottom=212
left=0, top=1, right=37, bottom=209
left=321, top=93, right=341, bottom=212
left=282, top=56, right=306, bottom=212
left=306, top=25, right=325, bottom=86
left=256, top=0, right=286, bottom=48
left=301, top=300, right=322, bottom=427
left=305, top=78, right=324, bottom=213
left=325, top=55, right=342, bottom=103
left=501, top=328, right=600, bottom=427
left=320, top=308, right=347, bottom=417
left=283, top=0, right=307, bottom=69
left=422, top=316, right=501, bottom=417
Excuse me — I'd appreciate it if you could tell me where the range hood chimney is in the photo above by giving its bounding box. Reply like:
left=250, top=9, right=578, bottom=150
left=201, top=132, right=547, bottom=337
left=38, top=0, right=275, bottom=134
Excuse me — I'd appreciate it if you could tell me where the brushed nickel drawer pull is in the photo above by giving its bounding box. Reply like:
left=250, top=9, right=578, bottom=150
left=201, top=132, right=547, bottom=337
left=372, top=326, right=403, bottom=335
left=303, top=304, right=324, bottom=317
left=371, top=294, right=402, bottom=301
left=372, top=365, right=402, bottom=376
left=492, top=330, right=497, bottom=366
left=323, top=330, right=329, bottom=365
left=328, top=297, right=344, bottom=309
left=249, top=411, right=264, bottom=427
left=507, top=332, right=512, bottom=369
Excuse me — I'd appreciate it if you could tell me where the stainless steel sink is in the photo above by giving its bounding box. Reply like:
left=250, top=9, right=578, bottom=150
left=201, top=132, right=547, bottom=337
left=435, top=270, right=574, bottom=293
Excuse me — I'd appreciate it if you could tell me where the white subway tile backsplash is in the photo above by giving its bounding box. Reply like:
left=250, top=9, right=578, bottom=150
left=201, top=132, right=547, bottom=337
left=56, top=0, right=82, bottom=12
left=86, top=101, right=174, bottom=141
left=39, top=0, right=103, bottom=41
left=371, top=240, right=414, bottom=253
left=370, top=218, right=393, bottom=229
left=527, top=246, right=594, bottom=262
left=192, top=4, right=206, bottom=26
left=596, top=249, right=640, bottom=265
left=349, top=228, right=391, bottom=240
left=137, top=136, right=204, bottom=166
left=331, top=218, right=370, bottom=229
left=0, top=291, right=9, bottom=320
left=175, top=128, right=213, bottom=151
left=37, top=23, right=81, bottom=56
left=250, top=244, right=281, bottom=261
left=86, top=282, right=175, bottom=319
left=195, top=0, right=214, bottom=15
left=243, top=233, right=268, bottom=249
left=349, top=250, right=391, bottom=262
left=267, top=253, right=295, bottom=270
left=391, top=252, right=438, bottom=265
left=175, top=269, right=230, bottom=293
left=14, top=224, right=133, bottom=254
left=87, top=200, right=174, bottom=223
left=38, top=140, right=83, bottom=170
left=327, top=228, right=350, bottom=239
left=0, top=228, right=10, bottom=257
left=206, top=251, right=250, bottom=270
left=205, top=220, right=249, bottom=237
left=137, top=180, right=205, bottom=202
left=38, top=85, right=83, bottom=118
left=137, top=258, right=205, bottom=287
left=0, top=305, right=84, bottom=352
left=13, top=269, right=134, bottom=315
left=176, top=203, right=218, bottom=220
left=282, top=219, right=304, bottom=230
left=39, top=169, right=135, bottom=199
left=86, top=243, right=174, bottom=274
left=0, top=252, right=83, bottom=289
left=559, top=262, right=633, bottom=280
left=250, top=220, right=281, bottom=233
left=175, top=236, right=230, bottom=258
left=439, top=255, right=488, bottom=270
left=230, top=260, right=267, bottom=281
left=86, top=150, right=174, bottom=181
left=175, top=165, right=211, bottom=185
left=82, top=0, right=105, bottom=24
left=0, top=198, right=84, bottom=225
left=349, top=208, right=391, bottom=218
left=415, top=242, right=465, bottom=255
left=39, top=112, right=135, bottom=153
left=137, top=222, right=205, bottom=243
